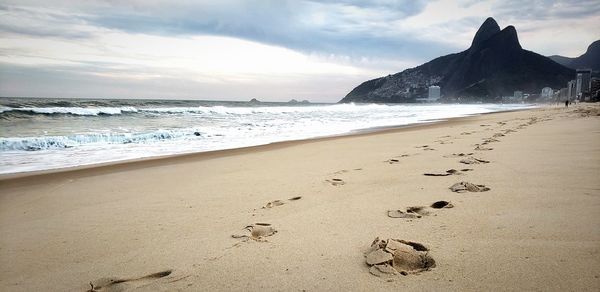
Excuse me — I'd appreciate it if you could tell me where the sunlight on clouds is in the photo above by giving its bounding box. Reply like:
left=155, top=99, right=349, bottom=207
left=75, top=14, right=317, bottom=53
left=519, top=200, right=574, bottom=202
left=100, top=33, right=369, bottom=77
left=401, top=0, right=496, bottom=49
left=0, top=32, right=377, bottom=84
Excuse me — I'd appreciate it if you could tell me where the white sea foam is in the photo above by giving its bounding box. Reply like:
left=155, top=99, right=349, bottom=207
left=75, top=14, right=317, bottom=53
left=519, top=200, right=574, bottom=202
left=1, top=103, right=395, bottom=116
left=0, top=129, right=202, bottom=151
left=2, top=106, right=139, bottom=115
left=0, top=102, right=534, bottom=174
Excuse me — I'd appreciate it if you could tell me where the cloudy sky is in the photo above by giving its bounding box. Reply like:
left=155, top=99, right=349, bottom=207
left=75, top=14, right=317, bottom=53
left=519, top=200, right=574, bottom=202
left=0, top=0, right=598, bottom=102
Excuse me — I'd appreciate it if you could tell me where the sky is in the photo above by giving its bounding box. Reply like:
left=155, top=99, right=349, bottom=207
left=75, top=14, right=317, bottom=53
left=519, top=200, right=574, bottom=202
left=0, top=0, right=598, bottom=102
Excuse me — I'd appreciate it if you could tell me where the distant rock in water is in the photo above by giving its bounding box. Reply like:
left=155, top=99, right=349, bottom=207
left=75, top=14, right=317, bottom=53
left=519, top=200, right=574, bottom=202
left=340, top=17, right=574, bottom=103
left=249, top=98, right=260, bottom=103
left=549, top=40, right=600, bottom=71
left=288, top=99, right=310, bottom=104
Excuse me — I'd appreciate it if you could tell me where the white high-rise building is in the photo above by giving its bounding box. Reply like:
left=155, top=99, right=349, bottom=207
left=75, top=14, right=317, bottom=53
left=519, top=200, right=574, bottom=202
left=514, top=91, right=523, bottom=100
left=541, top=87, right=553, bottom=99
left=567, top=80, right=576, bottom=99
left=576, top=69, right=592, bottom=98
left=428, top=86, right=440, bottom=101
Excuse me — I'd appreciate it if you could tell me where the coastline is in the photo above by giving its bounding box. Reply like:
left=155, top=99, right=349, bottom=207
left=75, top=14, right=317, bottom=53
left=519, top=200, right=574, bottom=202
left=0, top=107, right=531, bottom=181
left=1, top=104, right=598, bottom=291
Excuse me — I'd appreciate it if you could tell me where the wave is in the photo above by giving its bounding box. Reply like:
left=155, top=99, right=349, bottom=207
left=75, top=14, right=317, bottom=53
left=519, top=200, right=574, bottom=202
left=0, top=106, right=139, bottom=116
left=0, top=103, right=397, bottom=117
left=0, top=129, right=205, bottom=151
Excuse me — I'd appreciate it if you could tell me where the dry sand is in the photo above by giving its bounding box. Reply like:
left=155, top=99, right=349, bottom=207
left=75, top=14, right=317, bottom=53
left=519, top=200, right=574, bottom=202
left=1, top=104, right=599, bottom=291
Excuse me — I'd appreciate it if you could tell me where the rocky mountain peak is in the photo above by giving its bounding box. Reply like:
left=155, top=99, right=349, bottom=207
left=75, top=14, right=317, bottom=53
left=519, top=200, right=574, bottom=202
left=480, top=25, right=522, bottom=51
left=470, top=17, right=501, bottom=49
left=586, top=40, right=600, bottom=55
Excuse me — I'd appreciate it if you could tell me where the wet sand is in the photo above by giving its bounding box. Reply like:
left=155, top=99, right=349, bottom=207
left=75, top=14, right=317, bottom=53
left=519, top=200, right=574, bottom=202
left=1, top=104, right=599, bottom=291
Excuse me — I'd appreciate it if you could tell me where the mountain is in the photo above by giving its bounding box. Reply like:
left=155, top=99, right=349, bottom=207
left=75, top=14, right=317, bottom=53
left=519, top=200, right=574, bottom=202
left=549, top=40, right=600, bottom=71
left=340, top=17, right=574, bottom=103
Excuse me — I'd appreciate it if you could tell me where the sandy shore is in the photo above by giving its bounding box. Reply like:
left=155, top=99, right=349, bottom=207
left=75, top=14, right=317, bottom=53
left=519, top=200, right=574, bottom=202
left=1, top=104, right=599, bottom=291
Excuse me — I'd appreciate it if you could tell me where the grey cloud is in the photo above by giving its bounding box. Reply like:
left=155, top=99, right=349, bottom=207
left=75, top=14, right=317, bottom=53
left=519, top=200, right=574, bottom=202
left=0, top=22, right=92, bottom=39
left=493, top=0, right=600, bottom=20
left=93, top=0, right=455, bottom=62
left=0, top=4, right=94, bottom=39
left=1, top=1, right=453, bottom=64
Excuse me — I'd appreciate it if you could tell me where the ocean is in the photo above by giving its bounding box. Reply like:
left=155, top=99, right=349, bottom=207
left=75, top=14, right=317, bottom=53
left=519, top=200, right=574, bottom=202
left=0, top=97, right=533, bottom=174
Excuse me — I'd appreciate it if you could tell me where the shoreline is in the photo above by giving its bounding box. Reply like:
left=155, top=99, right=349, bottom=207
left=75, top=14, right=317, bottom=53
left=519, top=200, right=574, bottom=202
left=0, top=107, right=532, bottom=181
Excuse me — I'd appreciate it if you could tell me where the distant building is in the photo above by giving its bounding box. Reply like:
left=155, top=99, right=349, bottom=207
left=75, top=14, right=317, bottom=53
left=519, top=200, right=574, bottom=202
left=513, top=91, right=523, bottom=100
left=567, top=80, right=576, bottom=100
left=559, top=88, right=568, bottom=99
left=541, top=87, right=553, bottom=99
left=575, top=69, right=592, bottom=99
left=591, top=78, right=600, bottom=102
left=428, top=86, right=441, bottom=101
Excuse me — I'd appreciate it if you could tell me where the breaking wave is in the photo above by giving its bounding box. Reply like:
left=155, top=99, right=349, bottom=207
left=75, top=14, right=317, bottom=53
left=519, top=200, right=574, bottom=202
left=0, top=103, right=395, bottom=117
left=0, top=106, right=139, bottom=116
left=0, top=129, right=205, bottom=151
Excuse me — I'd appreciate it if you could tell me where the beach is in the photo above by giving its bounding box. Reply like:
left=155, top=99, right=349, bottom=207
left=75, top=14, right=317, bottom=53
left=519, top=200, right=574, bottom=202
left=1, top=104, right=599, bottom=291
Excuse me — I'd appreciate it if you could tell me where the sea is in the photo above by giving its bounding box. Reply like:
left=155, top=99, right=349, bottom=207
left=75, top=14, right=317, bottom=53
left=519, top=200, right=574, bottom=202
left=0, top=97, right=534, bottom=174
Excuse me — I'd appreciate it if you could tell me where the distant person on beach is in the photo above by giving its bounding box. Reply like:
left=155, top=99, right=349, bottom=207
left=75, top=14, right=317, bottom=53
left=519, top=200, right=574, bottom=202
left=565, top=100, right=569, bottom=107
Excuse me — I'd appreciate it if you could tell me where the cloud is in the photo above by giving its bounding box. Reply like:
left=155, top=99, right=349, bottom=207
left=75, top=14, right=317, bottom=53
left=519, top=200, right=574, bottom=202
left=0, top=0, right=599, bottom=101
left=489, top=0, right=600, bottom=56
left=81, top=0, right=446, bottom=60
left=1, top=1, right=454, bottom=63
left=0, top=4, right=96, bottom=39
left=493, top=0, right=600, bottom=19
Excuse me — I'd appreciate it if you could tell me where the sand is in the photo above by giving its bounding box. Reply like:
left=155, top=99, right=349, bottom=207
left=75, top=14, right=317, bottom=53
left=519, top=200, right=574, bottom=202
left=1, top=104, right=599, bottom=291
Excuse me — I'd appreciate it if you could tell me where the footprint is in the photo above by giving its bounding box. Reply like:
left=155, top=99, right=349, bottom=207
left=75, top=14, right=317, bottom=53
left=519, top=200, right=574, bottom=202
left=365, top=238, right=435, bottom=278
left=474, top=144, right=493, bottom=151
left=483, top=138, right=500, bottom=144
left=262, top=200, right=285, bottom=208
left=434, top=139, right=453, bottom=144
left=387, top=154, right=409, bottom=164
left=326, top=178, right=345, bottom=186
left=423, top=169, right=462, bottom=176
left=387, top=210, right=422, bottom=219
left=405, top=206, right=431, bottom=216
left=415, top=145, right=435, bottom=151
left=492, top=133, right=505, bottom=138
left=387, top=201, right=454, bottom=218
left=262, top=196, right=302, bottom=209
left=430, top=200, right=453, bottom=209
left=444, top=152, right=474, bottom=158
left=87, top=270, right=172, bottom=291
left=460, top=131, right=475, bottom=135
left=449, top=182, right=490, bottom=193
left=231, top=223, right=277, bottom=241
left=459, top=157, right=489, bottom=164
